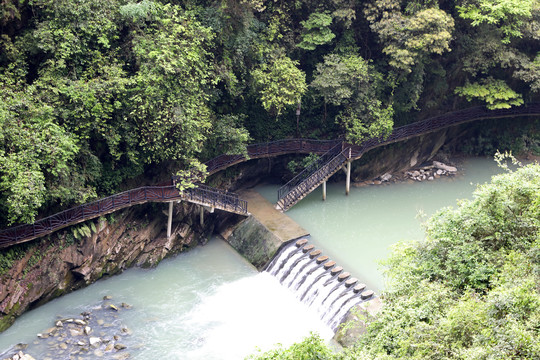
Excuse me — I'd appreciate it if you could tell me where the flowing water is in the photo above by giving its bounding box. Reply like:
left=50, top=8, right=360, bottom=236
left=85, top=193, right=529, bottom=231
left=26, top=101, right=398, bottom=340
left=256, top=157, right=505, bottom=291
left=0, top=157, right=505, bottom=358
left=0, top=240, right=332, bottom=359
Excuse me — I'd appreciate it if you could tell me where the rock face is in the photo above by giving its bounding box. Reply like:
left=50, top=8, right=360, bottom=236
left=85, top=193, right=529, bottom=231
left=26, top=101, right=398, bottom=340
left=0, top=201, right=222, bottom=332
left=351, top=127, right=453, bottom=182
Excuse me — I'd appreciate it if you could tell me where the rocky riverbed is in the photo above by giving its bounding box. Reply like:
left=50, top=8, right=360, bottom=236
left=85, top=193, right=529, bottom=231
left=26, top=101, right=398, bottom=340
left=1, top=296, right=136, bottom=360
left=353, top=160, right=459, bottom=187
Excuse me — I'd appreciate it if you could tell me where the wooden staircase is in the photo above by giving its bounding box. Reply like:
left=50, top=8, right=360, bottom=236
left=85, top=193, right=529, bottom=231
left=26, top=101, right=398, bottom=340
left=276, top=147, right=350, bottom=211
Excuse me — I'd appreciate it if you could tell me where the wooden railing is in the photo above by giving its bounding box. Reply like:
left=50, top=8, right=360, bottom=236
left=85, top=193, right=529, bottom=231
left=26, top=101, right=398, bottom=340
left=275, top=103, right=540, bottom=210
left=277, top=147, right=350, bottom=211
left=0, top=184, right=247, bottom=249
left=1, top=103, right=539, bottom=247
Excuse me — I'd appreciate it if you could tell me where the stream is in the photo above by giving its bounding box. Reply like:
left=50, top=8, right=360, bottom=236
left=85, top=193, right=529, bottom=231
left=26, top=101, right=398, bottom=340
left=0, top=157, right=505, bottom=359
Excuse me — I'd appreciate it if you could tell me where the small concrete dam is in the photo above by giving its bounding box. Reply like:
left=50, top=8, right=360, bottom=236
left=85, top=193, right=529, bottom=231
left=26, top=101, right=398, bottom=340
left=265, top=238, right=374, bottom=332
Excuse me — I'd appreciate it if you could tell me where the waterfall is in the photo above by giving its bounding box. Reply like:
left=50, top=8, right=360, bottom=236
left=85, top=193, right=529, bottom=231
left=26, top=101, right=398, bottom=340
left=264, top=239, right=375, bottom=332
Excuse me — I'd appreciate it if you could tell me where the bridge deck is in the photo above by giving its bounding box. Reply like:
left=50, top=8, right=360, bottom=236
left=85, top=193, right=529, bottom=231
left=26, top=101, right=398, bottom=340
left=239, top=189, right=309, bottom=243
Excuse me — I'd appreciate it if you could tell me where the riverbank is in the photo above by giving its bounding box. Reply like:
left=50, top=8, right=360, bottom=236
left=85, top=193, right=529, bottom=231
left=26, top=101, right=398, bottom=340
left=0, top=201, right=221, bottom=333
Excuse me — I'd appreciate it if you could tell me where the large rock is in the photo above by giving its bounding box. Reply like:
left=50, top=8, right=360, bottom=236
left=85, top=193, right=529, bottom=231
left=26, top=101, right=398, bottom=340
left=433, top=161, right=457, bottom=172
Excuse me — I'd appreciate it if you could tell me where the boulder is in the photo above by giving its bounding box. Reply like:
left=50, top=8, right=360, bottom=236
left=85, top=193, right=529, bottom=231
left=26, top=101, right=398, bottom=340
left=89, top=337, right=102, bottom=347
left=433, top=161, right=457, bottom=172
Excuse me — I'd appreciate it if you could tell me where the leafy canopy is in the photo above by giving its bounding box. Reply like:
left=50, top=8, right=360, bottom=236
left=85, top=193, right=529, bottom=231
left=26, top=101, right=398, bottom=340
left=252, top=54, right=307, bottom=117
left=458, top=0, right=535, bottom=43
left=455, top=77, right=524, bottom=109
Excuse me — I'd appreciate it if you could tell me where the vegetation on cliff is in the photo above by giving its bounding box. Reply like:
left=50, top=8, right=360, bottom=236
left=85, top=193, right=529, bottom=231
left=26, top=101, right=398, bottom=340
left=249, top=161, right=540, bottom=359
left=0, top=0, right=538, bottom=228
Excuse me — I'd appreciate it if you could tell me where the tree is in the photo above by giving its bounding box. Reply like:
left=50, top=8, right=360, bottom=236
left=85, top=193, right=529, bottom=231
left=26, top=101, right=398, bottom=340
left=311, top=53, right=394, bottom=143
left=252, top=54, right=307, bottom=118
left=364, top=2, right=454, bottom=74
left=455, top=77, right=524, bottom=109
left=297, top=12, right=336, bottom=50
left=457, top=0, right=535, bottom=44
left=0, top=85, right=82, bottom=225
left=354, top=162, right=540, bottom=359
left=126, top=3, right=217, bottom=171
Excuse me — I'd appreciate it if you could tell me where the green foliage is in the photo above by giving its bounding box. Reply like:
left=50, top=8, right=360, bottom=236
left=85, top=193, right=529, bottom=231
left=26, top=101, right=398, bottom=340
left=205, top=114, right=251, bottom=158
left=0, top=245, right=27, bottom=275
left=287, top=153, right=320, bottom=174
left=298, top=12, right=335, bottom=51
left=0, top=0, right=538, bottom=229
left=175, top=160, right=208, bottom=193
left=312, top=53, right=394, bottom=143
left=458, top=0, right=534, bottom=43
left=357, top=163, right=540, bottom=359
left=0, top=84, right=81, bottom=225
left=70, top=219, right=98, bottom=240
left=246, top=333, right=336, bottom=360
left=252, top=54, right=307, bottom=118
left=455, top=77, right=524, bottom=109
left=129, top=3, right=215, bottom=164
left=364, top=2, right=454, bottom=73
left=119, top=0, right=157, bottom=22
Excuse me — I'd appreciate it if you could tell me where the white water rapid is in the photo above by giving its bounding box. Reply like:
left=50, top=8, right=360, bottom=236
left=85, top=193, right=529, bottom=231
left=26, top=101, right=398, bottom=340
left=265, top=240, right=373, bottom=331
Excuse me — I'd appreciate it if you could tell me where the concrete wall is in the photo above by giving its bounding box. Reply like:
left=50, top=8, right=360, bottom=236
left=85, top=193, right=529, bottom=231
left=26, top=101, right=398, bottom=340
left=221, top=216, right=286, bottom=270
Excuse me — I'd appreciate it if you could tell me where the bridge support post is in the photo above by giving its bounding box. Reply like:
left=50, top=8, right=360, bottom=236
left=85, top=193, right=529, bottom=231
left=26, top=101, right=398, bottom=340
left=167, top=201, right=173, bottom=238
left=200, top=206, right=204, bottom=226
left=346, top=160, right=351, bottom=196
left=322, top=181, right=327, bottom=201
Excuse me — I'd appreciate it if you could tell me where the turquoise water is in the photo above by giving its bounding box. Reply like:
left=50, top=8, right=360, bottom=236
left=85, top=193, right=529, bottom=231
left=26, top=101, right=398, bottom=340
left=0, top=157, right=505, bottom=358
left=0, top=239, right=332, bottom=359
left=255, top=157, right=504, bottom=291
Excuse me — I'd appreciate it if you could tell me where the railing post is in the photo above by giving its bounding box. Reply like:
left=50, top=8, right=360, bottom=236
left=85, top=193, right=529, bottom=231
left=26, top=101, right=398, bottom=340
left=346, top=160, right=351, bottom=196
left=167, top=202, right=173, bottom=238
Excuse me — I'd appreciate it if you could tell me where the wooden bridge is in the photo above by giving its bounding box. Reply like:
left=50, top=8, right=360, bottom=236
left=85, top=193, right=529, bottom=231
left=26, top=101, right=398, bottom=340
left=0, top=103, right=539, bottom=248
left=276, top=103, right=540, bottom=210
left=0, top=183, right=247, bottom=248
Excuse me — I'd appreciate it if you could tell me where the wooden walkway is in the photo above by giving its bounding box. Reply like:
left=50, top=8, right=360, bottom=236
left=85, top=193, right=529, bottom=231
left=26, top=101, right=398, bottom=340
left=275, top=103, right=540, bottom=211
left=1, top=103, right=539, bottom=247
left=0, top=184, right=247, bottom=248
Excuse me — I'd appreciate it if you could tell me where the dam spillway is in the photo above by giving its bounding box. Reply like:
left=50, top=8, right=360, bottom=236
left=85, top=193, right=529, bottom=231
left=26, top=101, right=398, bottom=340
left=265, top=238, right=375, bottom=332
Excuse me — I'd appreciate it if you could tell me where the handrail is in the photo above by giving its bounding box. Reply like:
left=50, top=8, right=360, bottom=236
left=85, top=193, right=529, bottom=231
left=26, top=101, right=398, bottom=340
left=205, top=139, right=341, bottom=175
left=348, top=103, right=540, bottom=158
left=277, top=148, right=350, bottom=210
left=1, top=103, right=539, bottom=247
left=0, top=184, right=247, bottom=249
left=277, top=142, right=344, bottom=201
left=205, top=104, right=540, bottom=175
left=275, top=103, right=540, bottom=210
